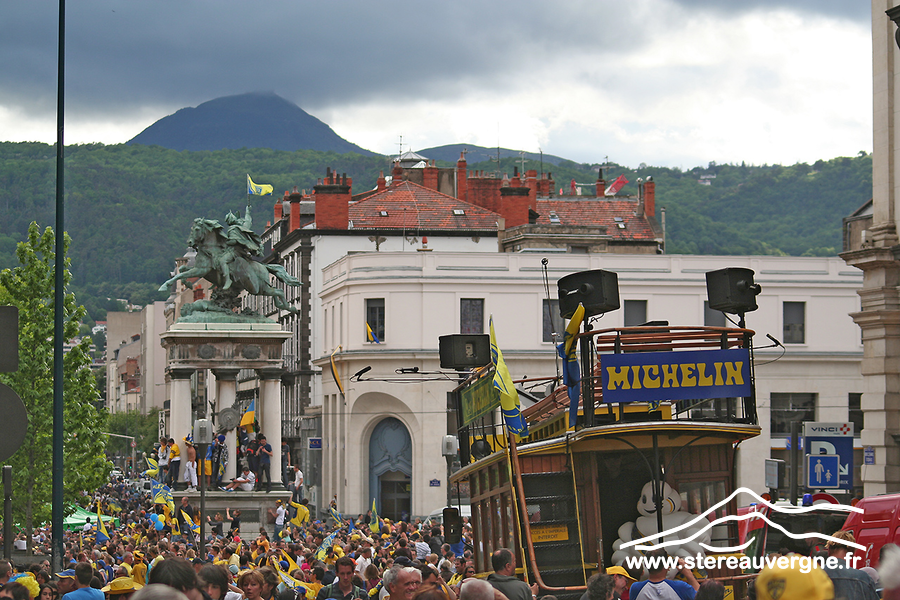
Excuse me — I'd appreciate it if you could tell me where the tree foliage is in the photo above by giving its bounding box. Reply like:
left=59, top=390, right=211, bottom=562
left=0, top=143, right=873, bottom=322
left=0, top=223, right=110, bottom=538
left=106, top=409, right=161, bottom=472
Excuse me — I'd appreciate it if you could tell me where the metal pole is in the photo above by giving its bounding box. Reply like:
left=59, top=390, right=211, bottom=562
left=579, top=322, right=594, bottom=428
left=4, top=466, right=11, bottom=561
left=790, top=421, right=800, bottom=506
left=51, top=0, right=66, bottom=573
left=199, top=443, right=207, bottom=545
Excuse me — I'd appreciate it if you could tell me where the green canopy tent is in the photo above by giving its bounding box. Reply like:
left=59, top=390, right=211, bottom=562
left=63, top=506, right=119, bottom=531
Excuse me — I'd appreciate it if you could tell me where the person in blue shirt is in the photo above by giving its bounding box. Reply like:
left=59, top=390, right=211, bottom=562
left=256, top=434, right=273, bottom=493
left=62, top=562, right=103, bottom=600
left=629, top=548, right=699, bottom=600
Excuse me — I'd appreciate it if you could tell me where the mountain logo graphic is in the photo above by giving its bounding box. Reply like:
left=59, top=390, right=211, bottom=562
left=620, top=487, right=865, bottom=553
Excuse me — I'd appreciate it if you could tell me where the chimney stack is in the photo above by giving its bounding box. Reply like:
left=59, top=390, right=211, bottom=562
left=456, top=152, right=468, bottom=201
left=644, top=178, right=656, bottom=217
left=314, top=169, right=352, bottom=229
left=376, top=171, right=386, bottom=192
left=423, top=160, right=439, bottom=191
left=274, top=191, right=286, bottom=222
left=289, top=187, right=303, bottom=231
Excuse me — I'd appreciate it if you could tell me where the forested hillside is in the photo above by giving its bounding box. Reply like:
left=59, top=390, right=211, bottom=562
left=0, top=142, right=872, bottom=322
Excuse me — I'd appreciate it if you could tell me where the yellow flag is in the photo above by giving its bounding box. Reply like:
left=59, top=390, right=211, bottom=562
left=490, top=316, right=528, bottom=438
left=248, top=174, right=274, bottom=196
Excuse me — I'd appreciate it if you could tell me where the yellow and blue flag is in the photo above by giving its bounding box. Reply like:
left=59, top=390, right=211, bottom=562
left=96, top=501, right=110, bottom=544
left=490, top=316, right=528, bottom=438
left=329, top=503, right=342, bottom=524
left=370, top=498, right=380, bottom=535
left=366, top=323, right=380, bottom=344
left=144, top=456, right=159, bottom=479
left=182, top=509, right=199, bottom=538
left=557, top=303, right=584, bottom=428
left=248, top=175, right=274, bottom=196
left=240, top=399, right=255, bottom=431
left=315, top=530, right=338, bottom=560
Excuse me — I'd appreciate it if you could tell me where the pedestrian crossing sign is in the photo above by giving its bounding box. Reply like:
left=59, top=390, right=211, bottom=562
left=806, top=454, right=840, bottom=489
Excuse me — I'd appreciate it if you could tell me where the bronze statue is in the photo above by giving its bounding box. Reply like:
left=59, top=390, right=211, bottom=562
left=159, top=204, right=300, bottom=316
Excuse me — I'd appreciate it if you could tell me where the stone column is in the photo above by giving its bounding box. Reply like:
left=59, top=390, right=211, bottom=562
left=840, top=2, right=900, bottom=495
left=213, top=369, right=240, bottom=482
left=259, top=368, right=283, bottom=489
left=168, top=368, right=194, bottom=472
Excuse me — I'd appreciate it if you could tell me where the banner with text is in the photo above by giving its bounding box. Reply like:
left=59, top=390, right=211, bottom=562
left=600, top=348, right=751, bottom=404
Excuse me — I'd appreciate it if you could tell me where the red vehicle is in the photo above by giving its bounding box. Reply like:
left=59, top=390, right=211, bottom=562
left=842, top=493, right=900, bottom=568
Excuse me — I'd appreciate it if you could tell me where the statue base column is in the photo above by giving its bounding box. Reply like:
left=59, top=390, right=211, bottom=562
left=161, top=322, right=290, bottom=496
left=213, top=369, right=240, bottom=483
left=259, top=369, right=284, bottom=490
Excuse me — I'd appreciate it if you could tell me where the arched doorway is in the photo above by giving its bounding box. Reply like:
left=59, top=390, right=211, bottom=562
left=369, top=417, right=412, bottom=521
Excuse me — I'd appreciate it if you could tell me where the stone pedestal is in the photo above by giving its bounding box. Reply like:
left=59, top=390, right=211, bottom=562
left=161, top=322, right=290, bottom=489
left=174, top=489, right=292, bottom=541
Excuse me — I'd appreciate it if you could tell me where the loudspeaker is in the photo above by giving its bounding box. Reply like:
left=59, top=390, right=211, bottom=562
left=443, top=507, right=462, bottom=544
left=439, top=334, right=490, bottom=370
left=557, top=270, right=620, bottom=319
left=705, top=268, right=762, bottom=314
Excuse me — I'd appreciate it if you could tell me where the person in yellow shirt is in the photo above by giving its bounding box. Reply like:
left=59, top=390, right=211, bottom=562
left=131, top=551, right=147, bottom=587
left=167, top=438, right=182, bottom=487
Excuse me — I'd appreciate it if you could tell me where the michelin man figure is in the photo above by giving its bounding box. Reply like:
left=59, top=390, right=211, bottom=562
left=611, top=481, right=711, bottom=566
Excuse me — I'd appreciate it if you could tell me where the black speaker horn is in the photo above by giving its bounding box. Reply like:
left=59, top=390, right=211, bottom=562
left=705, top=268, right=762, bottom=315
left=557, top=270, right=620, bottom=319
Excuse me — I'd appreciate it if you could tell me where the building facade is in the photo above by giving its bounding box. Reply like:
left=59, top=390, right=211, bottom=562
left=316, top=251, right=864, bottom=518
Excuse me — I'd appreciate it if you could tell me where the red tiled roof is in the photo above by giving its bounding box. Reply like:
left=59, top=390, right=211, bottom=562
left=348, top=181, right=500, bottom=231
left=535, top=198, right=658, bottom=241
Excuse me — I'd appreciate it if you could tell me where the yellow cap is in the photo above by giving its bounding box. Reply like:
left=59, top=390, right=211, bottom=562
left=756, top=562, right=834, bottom=600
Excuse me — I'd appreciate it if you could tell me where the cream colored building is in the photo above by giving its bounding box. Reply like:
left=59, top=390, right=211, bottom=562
left=316, top=251, right=864, bottom=517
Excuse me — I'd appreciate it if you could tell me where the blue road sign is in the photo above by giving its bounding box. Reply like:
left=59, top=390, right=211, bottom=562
left=803, top=422, right=854, bottom=490
left=806, top=454, right=841, bottom=489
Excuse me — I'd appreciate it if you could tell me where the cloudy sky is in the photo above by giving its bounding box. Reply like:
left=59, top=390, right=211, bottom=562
left=1, top=1, right=871, bottom=168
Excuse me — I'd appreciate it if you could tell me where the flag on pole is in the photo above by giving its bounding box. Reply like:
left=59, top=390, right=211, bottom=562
left=96, top=502, right=110, bottom=544
left=248, top=175, right=274, bottom=196
left=489, top=316, right=529, bottom=438
left=182, top=509, right=200, bottom=538
left=330, top=346, right=345, bottom=397
left=144, top=456, right=159, bottom=479
left=366, top=323, right=381, bottom=344
left=604, top=174, right=629, bottom=196
left=557, top=303, right=584, bottom=429
left=370, top=498, right=380, bottom=535
left=240, top=399, right=256, bottom=431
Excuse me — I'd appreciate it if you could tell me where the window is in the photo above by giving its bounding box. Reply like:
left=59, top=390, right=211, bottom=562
left=366, top=299, right=385, bottom=342
left=770, top=393, right=816, bottom=436
left=542, top=299, right=565, bottom=343
left=569, top=245, right=588, bottom=254
left=624, top=300, right=647, bottom=327
left=849, top=393, right=863, bottom=438
left=704, top=301, right=726, bottom=327
left=460, top=299, right=484, bottom=334
left=783, top=302, right=805, bottom=344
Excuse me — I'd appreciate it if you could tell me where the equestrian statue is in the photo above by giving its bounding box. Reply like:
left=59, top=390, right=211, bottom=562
left=159, top=204, right=300, bottom=320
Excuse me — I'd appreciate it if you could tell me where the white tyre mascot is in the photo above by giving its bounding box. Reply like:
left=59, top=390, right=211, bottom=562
left=611, top=481, right=711, bottom=567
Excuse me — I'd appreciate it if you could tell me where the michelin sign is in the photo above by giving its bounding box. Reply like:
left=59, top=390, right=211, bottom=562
left=601, top=348, right=751, bottom=404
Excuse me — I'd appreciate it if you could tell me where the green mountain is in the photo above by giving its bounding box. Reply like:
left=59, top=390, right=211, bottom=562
left=0, top=142, right=871, bottom=322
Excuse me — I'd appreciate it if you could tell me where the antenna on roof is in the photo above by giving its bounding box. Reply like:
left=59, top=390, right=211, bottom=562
left=397, top=135, right=404, bottom=161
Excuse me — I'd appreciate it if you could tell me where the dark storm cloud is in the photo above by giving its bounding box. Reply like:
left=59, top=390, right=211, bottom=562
left=0, top=1, right=647, bottom=125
